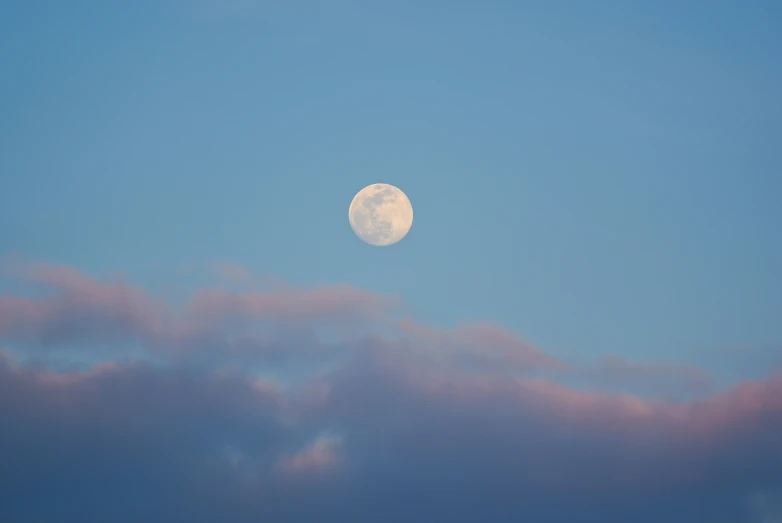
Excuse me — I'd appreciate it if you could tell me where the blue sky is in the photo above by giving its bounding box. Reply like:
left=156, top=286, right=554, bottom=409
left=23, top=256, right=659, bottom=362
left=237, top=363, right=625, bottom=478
left=3, top=1, right=779, bottom=374
left=2, top=2, right=782, bottom=521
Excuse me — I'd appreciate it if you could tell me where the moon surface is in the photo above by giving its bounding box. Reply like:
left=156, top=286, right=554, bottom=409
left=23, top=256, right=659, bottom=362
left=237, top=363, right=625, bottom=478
left=349, top=183, right=414, bottom=246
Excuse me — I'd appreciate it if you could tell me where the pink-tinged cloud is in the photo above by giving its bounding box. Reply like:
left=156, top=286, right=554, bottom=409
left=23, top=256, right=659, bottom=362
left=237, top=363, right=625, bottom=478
left=0, top=263, right=169, bottom=343
left=1, top=337, right=781, bottom=522
left=0, top=259, right=764, bottom=414
left=397, top=319, right=561, bottom=371
left=674, top=373, right=782, bottom=443
left=589, top=355, right=716, bottom=396
left=317, top=348, right=782, bottom=504
left=1, top=260, right=781, bottom=521
left=276, top=436, right=342, bottom=475
left=393, top=360, right=782, bottom=443
left=186, top=285, right=402, bottom=326
left=0, top=260, right=764, bottom=410
left=0, top=261, right=403, bottom=350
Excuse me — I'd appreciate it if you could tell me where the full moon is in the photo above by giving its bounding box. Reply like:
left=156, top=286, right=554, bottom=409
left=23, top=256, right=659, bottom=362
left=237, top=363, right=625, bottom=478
left=348, top=183, right=413, bottom=246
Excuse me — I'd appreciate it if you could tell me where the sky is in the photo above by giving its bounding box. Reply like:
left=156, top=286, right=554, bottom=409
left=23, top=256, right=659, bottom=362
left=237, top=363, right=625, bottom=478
left=1, top=1, right=781, bottom=522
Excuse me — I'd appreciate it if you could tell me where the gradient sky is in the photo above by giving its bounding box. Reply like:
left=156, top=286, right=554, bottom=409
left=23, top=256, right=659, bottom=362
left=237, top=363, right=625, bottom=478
left=1, top=1, right=781, bottom=522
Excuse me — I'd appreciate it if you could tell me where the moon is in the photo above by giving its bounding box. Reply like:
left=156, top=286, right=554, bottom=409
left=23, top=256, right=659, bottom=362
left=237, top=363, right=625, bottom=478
left=348, top=183, right=414, bottom=246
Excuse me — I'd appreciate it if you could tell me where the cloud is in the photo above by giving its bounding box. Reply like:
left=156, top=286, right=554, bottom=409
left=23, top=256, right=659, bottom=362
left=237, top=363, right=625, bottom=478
left=276, top=435, right=343, bottom=475
left=186, top=284, right=401, bottom=326
left=0, top=261, right=401, bottom=350
left=1, top=344, right=780, bottom=522
left=0, top=261, right=714, bottom=393
left=0, top=262, right=169, bottom=344
left=1, top=260, right=781, bottom=522
left=569, top=354, right=718, bottom=399
left=397, top=318, right=562, bottom=372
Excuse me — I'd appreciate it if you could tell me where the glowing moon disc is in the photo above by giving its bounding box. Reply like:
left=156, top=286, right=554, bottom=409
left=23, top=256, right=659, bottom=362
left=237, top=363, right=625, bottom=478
left=348, top=183, right=414, bottom=246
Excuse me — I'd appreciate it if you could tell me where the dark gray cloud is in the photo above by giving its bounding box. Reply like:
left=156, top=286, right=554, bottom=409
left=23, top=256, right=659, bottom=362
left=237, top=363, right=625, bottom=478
left=1, top=345, right=781, bottom=523
left=1, top=261, right=781, bottom=522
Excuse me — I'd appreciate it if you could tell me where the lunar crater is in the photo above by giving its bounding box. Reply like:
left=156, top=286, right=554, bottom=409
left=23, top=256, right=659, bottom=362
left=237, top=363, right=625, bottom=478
left=348, top=183, right=413, bottom=246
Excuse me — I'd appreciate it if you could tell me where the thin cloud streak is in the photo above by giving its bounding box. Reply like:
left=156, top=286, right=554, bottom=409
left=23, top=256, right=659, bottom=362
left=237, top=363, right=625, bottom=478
left=0, top=260, right=714, bottom=395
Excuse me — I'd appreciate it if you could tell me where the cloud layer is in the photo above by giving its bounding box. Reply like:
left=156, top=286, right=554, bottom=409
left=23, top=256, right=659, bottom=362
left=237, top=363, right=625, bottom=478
left=1, top=261, right=780, bottom=522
